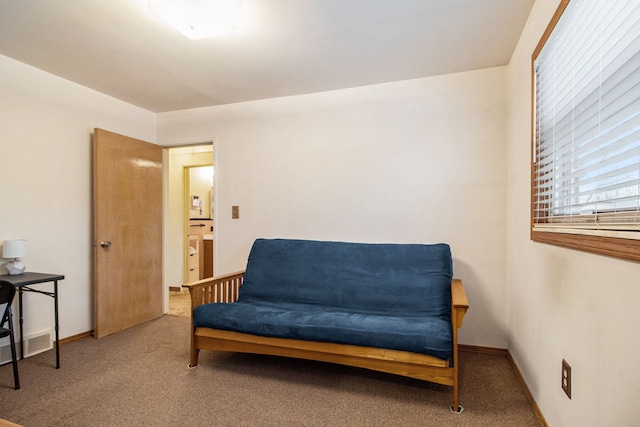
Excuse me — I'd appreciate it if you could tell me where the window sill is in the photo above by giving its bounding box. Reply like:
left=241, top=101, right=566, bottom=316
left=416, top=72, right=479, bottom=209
left=531, top=230, right=640, bottom=262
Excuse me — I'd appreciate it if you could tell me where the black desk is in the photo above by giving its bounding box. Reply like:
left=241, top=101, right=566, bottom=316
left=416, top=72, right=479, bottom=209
left=0, top=272, right=64, bottom=369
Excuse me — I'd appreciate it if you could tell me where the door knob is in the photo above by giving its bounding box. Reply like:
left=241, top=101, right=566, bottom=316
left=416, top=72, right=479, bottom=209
left=100, top=241, right=112, bottom=248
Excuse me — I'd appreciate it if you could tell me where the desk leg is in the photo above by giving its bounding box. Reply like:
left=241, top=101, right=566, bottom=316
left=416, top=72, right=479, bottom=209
left=54, top=280, right=60, bottom=369
left=18, top=288, right=24, bottom=360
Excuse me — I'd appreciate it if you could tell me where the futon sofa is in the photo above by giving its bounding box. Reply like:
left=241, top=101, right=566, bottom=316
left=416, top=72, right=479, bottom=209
left=184, top=238, right=469, bottom=411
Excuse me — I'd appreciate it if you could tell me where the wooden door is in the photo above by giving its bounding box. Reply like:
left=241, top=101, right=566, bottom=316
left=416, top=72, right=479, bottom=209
left=93, top=128, right=163, bottom=338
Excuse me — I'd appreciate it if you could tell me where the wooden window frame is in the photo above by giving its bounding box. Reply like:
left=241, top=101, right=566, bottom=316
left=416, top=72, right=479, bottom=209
left=530, top=0, right=640, bottom=262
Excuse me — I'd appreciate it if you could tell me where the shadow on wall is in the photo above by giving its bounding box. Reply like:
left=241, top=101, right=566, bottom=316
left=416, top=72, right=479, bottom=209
left=453, top=258, right=507, bottom=348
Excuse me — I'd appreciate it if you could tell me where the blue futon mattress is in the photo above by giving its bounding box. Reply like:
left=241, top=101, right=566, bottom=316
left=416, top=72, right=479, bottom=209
left=193, top=301, right=453, bottom=360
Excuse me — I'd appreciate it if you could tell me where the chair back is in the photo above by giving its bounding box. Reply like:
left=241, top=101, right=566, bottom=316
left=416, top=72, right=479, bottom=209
left=0, top=280, right=16, bottom=327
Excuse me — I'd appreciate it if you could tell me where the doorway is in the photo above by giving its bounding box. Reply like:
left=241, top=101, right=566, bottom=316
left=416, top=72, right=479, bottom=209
left=165, top=144, right=214, bottom=316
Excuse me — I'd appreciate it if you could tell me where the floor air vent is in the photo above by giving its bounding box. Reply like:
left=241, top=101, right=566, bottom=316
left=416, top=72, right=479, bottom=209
left=0, top=329, right=52, bottom=364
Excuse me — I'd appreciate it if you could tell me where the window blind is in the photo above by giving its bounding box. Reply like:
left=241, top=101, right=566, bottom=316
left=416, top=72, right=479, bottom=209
left=533, top=0, right=640, bottom=235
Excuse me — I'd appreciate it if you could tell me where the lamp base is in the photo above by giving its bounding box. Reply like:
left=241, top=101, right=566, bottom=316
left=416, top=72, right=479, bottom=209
left=6, top=260, right=26, bottom=275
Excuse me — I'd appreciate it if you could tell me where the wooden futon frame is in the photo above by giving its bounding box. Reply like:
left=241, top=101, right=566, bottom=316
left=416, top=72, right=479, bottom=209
left=184, top=271, right=469, bottom=412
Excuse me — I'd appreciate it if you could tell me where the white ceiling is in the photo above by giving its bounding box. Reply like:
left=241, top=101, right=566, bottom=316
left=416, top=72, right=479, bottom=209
left=0, top=0, right=535, bottom=113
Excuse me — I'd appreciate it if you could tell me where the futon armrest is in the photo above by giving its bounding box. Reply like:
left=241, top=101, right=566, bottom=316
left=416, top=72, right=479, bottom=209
left=451, top=279, right=469, bottom=328
left=183, top=271, right=245, bottom=309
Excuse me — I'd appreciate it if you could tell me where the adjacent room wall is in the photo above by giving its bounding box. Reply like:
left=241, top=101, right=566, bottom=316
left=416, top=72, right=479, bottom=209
left=0, top=55, right=156, bottom=339
left=157, top=67, right=509, bottom=348
left=507, top=1, right=640, bottom=425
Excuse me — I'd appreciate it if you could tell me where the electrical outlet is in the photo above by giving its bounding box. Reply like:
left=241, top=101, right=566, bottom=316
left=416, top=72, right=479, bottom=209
left=562, top=359, right=572, bottom=399
left=232, top=205, right=240, bottom=219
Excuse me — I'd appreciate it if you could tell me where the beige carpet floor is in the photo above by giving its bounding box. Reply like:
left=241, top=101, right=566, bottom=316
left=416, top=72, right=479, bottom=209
left=168, top=289, right=191, bottom=318
left=0, top=315, right=539, bottom=426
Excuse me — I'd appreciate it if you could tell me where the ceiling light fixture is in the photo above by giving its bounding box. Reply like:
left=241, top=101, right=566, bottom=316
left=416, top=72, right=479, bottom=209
left=148, top=0, right=242, bottom=40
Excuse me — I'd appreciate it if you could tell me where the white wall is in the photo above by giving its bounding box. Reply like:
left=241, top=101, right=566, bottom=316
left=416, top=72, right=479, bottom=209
left=0, top=55, right=156, bottom=339
left=158, top=67, right=509, bottom=348
left=507, top=1, right=640, bottom=426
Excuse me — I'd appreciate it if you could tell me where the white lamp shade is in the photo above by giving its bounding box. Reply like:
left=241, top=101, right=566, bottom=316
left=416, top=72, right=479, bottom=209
left=3, top=239, right=27, bottom=258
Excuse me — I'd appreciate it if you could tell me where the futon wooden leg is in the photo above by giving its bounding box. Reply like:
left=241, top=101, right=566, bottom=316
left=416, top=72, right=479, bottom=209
left=189, top=347, right=200, bottom=368
left=451, top=388, right=461, bottom=413
left=188, top=324, right=199, bottom=368
left=450, top=380, right=464, bottom=413
left=450, top=349, right=462, bottom=413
